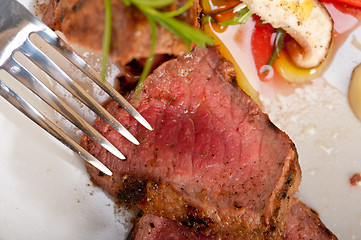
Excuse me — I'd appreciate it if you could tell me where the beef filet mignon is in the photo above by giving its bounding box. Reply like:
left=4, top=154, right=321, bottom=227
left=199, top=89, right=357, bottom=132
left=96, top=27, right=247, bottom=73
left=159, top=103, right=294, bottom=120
left=129, top=200, right=337, bottom=240
left=81, top=46, right=301, bottom=239
left=131, top=213, right=214, bottom=240
left=286, top=199, right=338, bottom=240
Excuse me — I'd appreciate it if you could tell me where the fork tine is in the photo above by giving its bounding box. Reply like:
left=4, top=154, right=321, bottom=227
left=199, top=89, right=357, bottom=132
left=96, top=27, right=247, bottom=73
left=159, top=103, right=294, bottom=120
left=20, top=38, right=140, bottom=145
left=4, top=56, right=126, bottom=160
left=38, top=29, right=153, bottom=131
left=0, top=79, right=112, bottom=176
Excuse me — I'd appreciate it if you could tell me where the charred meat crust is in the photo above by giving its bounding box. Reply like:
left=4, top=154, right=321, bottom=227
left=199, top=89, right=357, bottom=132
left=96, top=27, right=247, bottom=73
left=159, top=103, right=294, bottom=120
left=264, top=143, right=301, bottom=239
left=81, top=46, right=302, bottom=239
left=129, top=200, right=338, bottom=240
left=286, top=199, right=338, bottom=240
left=130, top=212, right=215, bottom=240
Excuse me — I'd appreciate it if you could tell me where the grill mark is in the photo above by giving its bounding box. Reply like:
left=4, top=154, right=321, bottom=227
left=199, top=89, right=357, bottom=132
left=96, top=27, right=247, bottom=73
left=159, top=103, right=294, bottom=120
left=117, top=177, right=147, bottom=203
left=182, top=206, right=213, bottom=232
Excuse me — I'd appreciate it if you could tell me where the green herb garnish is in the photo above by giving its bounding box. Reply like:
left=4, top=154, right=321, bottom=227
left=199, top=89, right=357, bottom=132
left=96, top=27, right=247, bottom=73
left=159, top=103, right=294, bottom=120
left=101, top=0, right=214, bottom=102
left=217, top=4, right=253, bottom=26
left=128, top=0, right=174, bottom=8
left=263, top=28, right=285, bottom=74
left=135, top=2, right=213, bottom=49
left=101, top=0, right=112, bottom=82
left=132, top=0, right=213, bottom=101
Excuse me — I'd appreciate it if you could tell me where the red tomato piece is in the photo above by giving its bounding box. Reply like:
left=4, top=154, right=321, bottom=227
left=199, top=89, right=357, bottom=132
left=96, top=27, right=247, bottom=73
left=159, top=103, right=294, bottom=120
left=250, top=16, right=276, bottom=81
left=322, top=0, right=361, bottom=15
left=322, top=0, right=361, bottom=8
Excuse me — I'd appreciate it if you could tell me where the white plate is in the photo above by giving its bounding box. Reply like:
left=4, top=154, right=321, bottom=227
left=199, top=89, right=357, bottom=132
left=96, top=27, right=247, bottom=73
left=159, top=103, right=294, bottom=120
left=0, top=1, right=133, bottom=239
left=0, top=1, right=360, bottom=239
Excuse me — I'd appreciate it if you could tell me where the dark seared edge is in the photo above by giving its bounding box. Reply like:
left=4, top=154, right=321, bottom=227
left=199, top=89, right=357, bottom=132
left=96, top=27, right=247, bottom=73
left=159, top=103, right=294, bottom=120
left=129, top=199, right=338, bottom=240
left=286, top=199, right=338, bottom=240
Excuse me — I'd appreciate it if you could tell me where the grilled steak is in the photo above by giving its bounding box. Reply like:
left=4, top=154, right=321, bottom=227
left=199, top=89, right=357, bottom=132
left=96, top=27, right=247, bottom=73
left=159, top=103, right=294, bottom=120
left=286, top=199, right=338, bottom=240
left=81, top=46, right=301, bottom=239
left=130, top=200, right=337, bottom=240
left=131, top=213, right=214, bottom=240
left=42, top=0, right=201, bottom=66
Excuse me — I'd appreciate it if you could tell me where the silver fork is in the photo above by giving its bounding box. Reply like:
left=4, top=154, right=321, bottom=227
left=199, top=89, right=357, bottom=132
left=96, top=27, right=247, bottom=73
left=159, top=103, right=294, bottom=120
left=0, top=0, right=152, bottom=176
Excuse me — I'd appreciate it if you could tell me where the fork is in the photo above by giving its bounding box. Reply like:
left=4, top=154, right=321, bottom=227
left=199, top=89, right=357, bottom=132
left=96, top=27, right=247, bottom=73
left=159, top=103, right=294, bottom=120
left=0, top=0, right=152, bottom=176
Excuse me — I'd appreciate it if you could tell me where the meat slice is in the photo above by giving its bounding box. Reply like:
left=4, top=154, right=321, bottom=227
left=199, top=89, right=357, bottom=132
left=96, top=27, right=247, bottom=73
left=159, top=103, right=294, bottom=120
left=81, top=46, right=301, bottom=239
left=130, top=213, right=214, bottom=240
left=42, top=0, right=201, bottom=66
left=286, top=199, right=338, bottom=240
left=129, top=200, right=337, bottom=240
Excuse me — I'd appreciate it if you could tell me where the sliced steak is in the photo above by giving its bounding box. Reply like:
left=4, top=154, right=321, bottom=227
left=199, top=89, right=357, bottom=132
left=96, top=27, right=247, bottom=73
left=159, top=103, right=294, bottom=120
left=81, top=46, right=301, bottom=239
left=130, top=213, right=214, bottom=240
left=286, top=199, right=338, bottom=240
left=42, top=0, right=201, bottom=66
left=129, top=200, right=337, bottom=240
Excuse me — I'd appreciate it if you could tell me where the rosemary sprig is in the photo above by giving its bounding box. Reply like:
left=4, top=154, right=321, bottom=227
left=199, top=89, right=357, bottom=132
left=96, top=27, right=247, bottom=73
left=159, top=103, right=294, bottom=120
left=163, top=0, right=195, bottom=18
left=101, top=0, right=112, bottom=82
left=134, top=0, right=213, bottom=49
left=131, top=0, right=213, bottom=101
left=216, top=4, right=253, bottom=26
left=101, top=0, right=214, bottom=99
left=129, top=0, right=174, bottom=8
